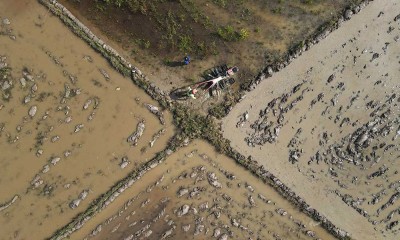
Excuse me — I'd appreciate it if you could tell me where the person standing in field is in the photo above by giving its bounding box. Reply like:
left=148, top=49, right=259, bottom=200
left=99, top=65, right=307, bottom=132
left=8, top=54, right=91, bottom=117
left=183, top=55, right=190, bottom=65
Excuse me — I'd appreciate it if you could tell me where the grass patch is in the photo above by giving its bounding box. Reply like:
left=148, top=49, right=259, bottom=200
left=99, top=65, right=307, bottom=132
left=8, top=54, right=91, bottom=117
left=217, top=25, right=249, bottom=41
left=272, top=6, right=283, bottom=14
left=178, top=35, right=193, bottom=52
left=134, top=38, right=151, bottom=49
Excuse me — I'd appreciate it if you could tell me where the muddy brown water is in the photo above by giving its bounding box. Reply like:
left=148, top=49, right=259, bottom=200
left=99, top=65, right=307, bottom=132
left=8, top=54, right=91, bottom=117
left=71, top=140, right=334, bottom=240
left=223, top=1, right=400, bottom=239
left=0, top=1, right=174, bottom=239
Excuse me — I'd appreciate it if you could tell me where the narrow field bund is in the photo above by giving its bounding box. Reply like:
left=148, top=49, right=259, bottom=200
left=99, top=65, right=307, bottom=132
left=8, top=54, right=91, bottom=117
left=37, top=0, right=375, bottom=239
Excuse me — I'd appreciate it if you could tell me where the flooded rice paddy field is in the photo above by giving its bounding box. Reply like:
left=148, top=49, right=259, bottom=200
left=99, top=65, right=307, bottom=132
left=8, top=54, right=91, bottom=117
left=59, top=0, right=358, bottom=92
left=0, top=1, right=173, bottom=239
left=2, top=0, right=399, bottom=240
left=73, top=140, right=333, bottom=240
left=223, top=1, right=400, bottom=239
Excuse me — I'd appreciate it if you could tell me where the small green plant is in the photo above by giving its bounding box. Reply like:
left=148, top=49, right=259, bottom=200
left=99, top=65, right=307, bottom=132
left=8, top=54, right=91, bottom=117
left=240, top=8, right=252, bottom=21
left=272, top=7, right=283, bottom=14
left=302, top=0, right=314, bottom=4
left=143, top=40, right=151, bottom=49
left=178, top=35, right=192, bottom=52
left=217, top=25, right=249, bottom=41
left=195, top=41, right=206, bottom=56
left=238, top=28, right=249, bottom=40
left=212, top=0, right=228, bottom=8
left=95, top=3, right=107, bottom=12
left=178, top=14, right=185, bottom=22
left=134, top=38, right=151, bottom=49
left=211, top=41, right=219, bottom=55
left=208, top=103, right=228, bottom=119
left=217, top=25, right=235, bottom=41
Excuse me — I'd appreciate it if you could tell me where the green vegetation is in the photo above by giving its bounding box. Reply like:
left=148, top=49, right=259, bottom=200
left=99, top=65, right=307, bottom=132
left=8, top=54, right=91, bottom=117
left=178, top=35, right=192, bottom=52
left=212, top=0, right=228, bottom=8
left=208, top=91, right=243, bottom=119
left=272, top=6, right=283, bottom=14
left=134, top=38, right=151, bottom=49
left=217, top=25, right=249, bottom=41
left=92, top=0, right=220, bottom=56
left=173, top=105, right=211, bottom=139
left=301, top=0, right=314, bottom=4
left=212, top=0, right=245, bottom=8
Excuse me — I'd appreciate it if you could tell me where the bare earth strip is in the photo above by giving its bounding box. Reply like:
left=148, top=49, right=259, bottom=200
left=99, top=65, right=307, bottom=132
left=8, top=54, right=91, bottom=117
left=223, top=1, right=400, bottom=239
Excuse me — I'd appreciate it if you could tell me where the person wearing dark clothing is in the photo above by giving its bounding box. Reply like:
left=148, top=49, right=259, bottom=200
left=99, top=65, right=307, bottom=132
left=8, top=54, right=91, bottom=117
left=183, top=55, right=190, bottom=65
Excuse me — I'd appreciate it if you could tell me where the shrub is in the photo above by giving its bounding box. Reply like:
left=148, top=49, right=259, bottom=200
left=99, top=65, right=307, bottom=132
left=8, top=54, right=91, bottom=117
left=238, top=28, right=249, bottom=40
left=217, top=25, right=249, bottom=41
left=178, top=35, right=192, bottom=52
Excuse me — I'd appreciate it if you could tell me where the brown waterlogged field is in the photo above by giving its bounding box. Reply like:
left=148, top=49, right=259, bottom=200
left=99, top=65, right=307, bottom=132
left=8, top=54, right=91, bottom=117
left=2, top=0, right=399, bottom=240
left=72, top=140, right=334, bottom=240
left=0, top=1, right=332, bottom=240
left=223, top=1, right=400, bottom=239
left=0, top=1, right=173, bottom=239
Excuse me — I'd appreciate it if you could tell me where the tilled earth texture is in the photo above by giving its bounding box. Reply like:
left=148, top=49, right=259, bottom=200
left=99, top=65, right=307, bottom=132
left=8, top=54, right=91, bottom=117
left=223, top=1, right=400, bottom=239
left=74, top=140, right=334, bottom=240
left=0, top=1, right=173, bottom=239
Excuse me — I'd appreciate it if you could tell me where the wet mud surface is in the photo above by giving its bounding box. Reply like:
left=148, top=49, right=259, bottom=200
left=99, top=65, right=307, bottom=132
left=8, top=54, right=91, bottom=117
left=1, top=0, right=398, bottom=239
left=0, top=1, right=173, bottom=239
left=75, top=140, right=333, bottom=240
left=223, top=1, right=400, bottom=239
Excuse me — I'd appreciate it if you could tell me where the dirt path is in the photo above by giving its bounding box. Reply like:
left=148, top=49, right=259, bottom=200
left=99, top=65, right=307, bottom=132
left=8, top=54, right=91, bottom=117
left=223, top=1, right=400, bottom=239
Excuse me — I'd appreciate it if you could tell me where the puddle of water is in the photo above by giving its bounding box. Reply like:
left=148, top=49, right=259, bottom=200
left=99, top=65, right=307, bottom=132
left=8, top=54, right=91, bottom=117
left=72, top=140, right=334, bottom=240
left=0, top=1, right=174, bottom=239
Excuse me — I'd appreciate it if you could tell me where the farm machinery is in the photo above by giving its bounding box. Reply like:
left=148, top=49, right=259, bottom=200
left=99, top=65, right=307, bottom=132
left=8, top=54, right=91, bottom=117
left=171, top=64, right=239, bottom=100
